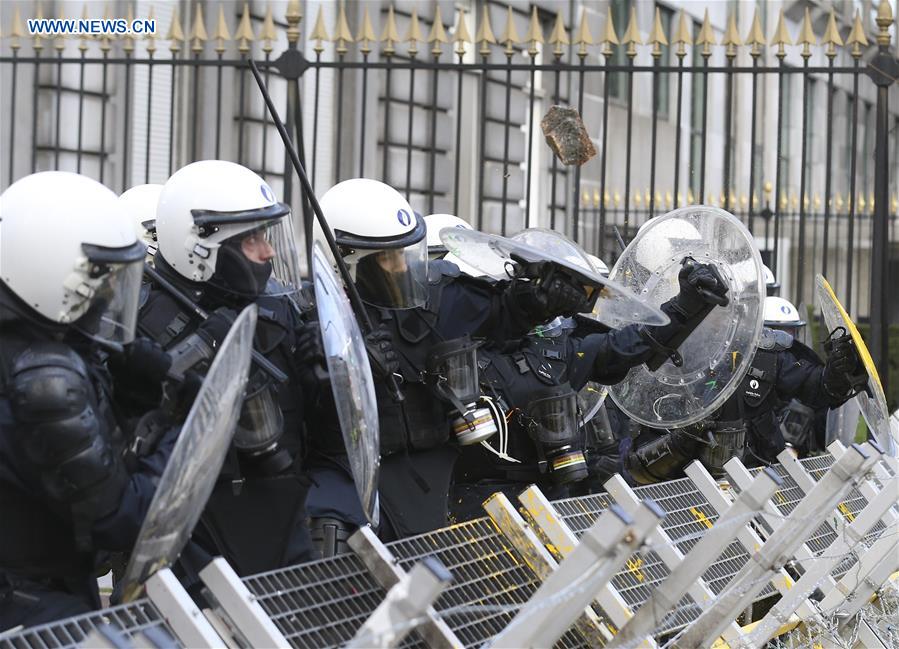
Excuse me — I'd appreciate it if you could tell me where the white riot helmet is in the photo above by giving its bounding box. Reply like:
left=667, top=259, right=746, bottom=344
left=763, top=264, right=780, bottom=296
left=424, top=213, right=472, bottom=258
left=320, top=178, right=427, bottom=309
left=0, top=171, right=144, bottom=344
left=119, top=183, right=163, bottom=257
left=155, top=160, right=302, bottom=300
left=764, top=296, right=805, bottom=338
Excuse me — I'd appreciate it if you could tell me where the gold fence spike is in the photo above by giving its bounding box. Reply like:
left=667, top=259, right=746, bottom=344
left=235, top=3, right=254, bottom=54
left=603, top=190, right=610, bottom=207
left=549, top=11, right=569, bottom=57
left=621, top=6, right=642, bottom=58
left=32, top=3, right=45, bottom=51
left=98, top=4, right=114, bottom=51
left=649, top=7, right=668, bottom=58
left=771, top=8, right=792, bottom=58
left=634, top=192, right=643, bottom=208
left=167, top=6, right=184, bottom=52
left=752, top=192, right=759, bottom=208
left=655, top=191, right=662, bottom=206
left=876, top=0, right=893, bottom=47
left=382, top=5, right=399, bottom=55
left=405, top=7, right=422, bottom=56
left=213, top=6, right=230, bottom=54
left=309, top=6, right=328, bottom=54
left=613, top=191, right=621, bottom=207
left=593, top=188, right=601, bottom=208
left=746, top=8, right=765, bottom=57
left=499, top=6, right=520, bottom=56
left=720, top=191, right=727, bottom=206
left=453, top=7, right=471, bottom=57
left=259, top=4, right=277, bottom=52
left=858, top=194, right=865, bottom=211
left=797, top=7, right=817, bottom=58
left=869, top=192, right=875, bottom=213
left=429, top=6, right=449, bottom=56
left=575, top=8, right=594, bottom=57
left=846, top=10, right=868, bottom=58
left=358, top=6, right=377, bottom=55
left=78, top=5, right=91, bottom=52
left=673, top=10, right=691, bottom=58
left=644, top=188, right=651, bottom=205
left=9, top=6, right=24, bottom=50
left=334, top=2, right=354, bottom=55
left=285, top=0, right=301, bottom=45
left=803, top=195, right=810, bottom=210
left=665, top=191, right=673, bottom=208
left=190, top=3, right=207, bottom=53
left=54, top=6, right=67, bottom=52
left=822, top=10, right=843, bottom=58
left=525, top=6, right=543, bottom=56
left=687, top=188, right=695, bottom=204
left=891, top=194, right=898, bottom=214
left=582, top=190, right=590, bottom=207
left=145, top=6, right=159, bottom=53
left=696, top=9, right=715, bottom=57
left=475, top=5, right=496, bottom=56
left=740, top=193, right=747, bottom=208
left=722, top=13, right=741, bottom=58
left=813, top=193, right=821, bottom=210
left=601, top=6, right=618, bottom=58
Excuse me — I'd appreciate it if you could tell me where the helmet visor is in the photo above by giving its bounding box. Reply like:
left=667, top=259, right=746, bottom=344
left=73, top=244, right=145, bottom=345
left=355, top=237, right=428, bottom=309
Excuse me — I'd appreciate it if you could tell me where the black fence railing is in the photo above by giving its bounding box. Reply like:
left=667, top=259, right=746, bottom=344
left=1, top=0, right=896, bottom=398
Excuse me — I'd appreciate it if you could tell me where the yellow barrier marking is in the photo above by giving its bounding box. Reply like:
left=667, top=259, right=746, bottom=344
left=626, top=556, right=645, bottom=582
left=690, top=506, right=714, bottom=529
left=838, top=502, right=856, bottom=522
left=776, top=492, right=786, bottom=505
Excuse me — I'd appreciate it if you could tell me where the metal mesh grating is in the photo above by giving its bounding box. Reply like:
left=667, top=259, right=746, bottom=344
left=0, top=600, right=177, bottom=649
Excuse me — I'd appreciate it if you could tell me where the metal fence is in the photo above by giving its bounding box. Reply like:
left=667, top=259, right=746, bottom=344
left=1, top=0, right=896, bottom=396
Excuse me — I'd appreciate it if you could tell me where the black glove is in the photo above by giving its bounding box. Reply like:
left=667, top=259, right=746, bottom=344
left=365, top=324, right=400, bottom=379
left=108, top=337, right=173, bottom=410
left=509, top=262, right=590, bottom=324
left=196, top=307, right=238, bottom=348
left=295, top=320, right=329, bottom=386
left=823, top=328, right=864, bottom=401
left=666, top=258, right=730, bottom=319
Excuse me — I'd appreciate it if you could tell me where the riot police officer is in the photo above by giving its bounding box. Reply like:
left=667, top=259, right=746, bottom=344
left=314, top=179, right=609, bottom=543
left=620, top=323, right=864, bottom=484
left=0, top=172, right=179, bottom=628
left=138, top=160, right=321, bottom=575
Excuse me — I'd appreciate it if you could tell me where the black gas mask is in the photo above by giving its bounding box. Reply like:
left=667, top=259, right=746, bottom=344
left=523, top=385, right=588, bottom=485
left=209, top=234, right=273, bottom=301
left=426, top=337, right=497, bottom=446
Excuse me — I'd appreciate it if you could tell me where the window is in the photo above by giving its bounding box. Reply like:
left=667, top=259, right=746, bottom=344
left=655, top=5, right=674, bottom=118
left=609, top=0, right=629, bottom=101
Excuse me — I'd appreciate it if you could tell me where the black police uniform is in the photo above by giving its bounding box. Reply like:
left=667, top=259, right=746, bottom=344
left=0, top=296, right=178, bottom=630
left=307, top=260, right=548, bottom=543
left=138, top=255, right=317, bottom=576
left=622, top=328, right=850, bottom=485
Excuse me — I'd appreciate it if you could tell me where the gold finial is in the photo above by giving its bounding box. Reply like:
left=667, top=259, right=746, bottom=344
left=613, top=191, right=621, bottom=207
left=846, top=10, right=868, bottom=58
left=729, top=190, right=737, bottom=207
left=722, top=13, right=741, bottom=58
left=99, top=4, right=114, bottom=52
left=54, top=6, right=67, bottom=52
left=771, top=9, right=792, bottom=59
left=696, top=9, right=715, bottom=58
left=499, top=6, right=520, bottom=56
left=802, top=195, right=809, bottom=211
left=260, top=4, right=277, bottom=53
left=213, top=6, right=230, bottom=54
left=357, top=6, right=376, bottom=55
left=876, top=0, right=893, bottom=47
left=858, top=193, right=866, bottom=211
left=621, top=6, right=642, bottom=58
left=649, top=7, right=668, bottom=59
left=309, top=6, right=328, bottom=54
left=746, top=9, right=765, bottom=57
left=285, top=0, right=301, bottom=45
left=190, top=3, right=207, bottom=54
left=475, top=5, right=496, bottom=56
left=665, top=191, right=673, bottom=209
left=32, top=3, right=45, bottom=51
left=8, top=6, right=24, bottom=50
left=764, top=181, right=773, bottom=197
left=333, top=3, right=354, bottom=56
left=835, top=193, right=844, bottom=213
left=582, top=190, right=590, bottom=207
left=673, top=10, right=692, bottom=58
left=453, top=7, right=472, bottom=57
left=822, top=10, right=843, bottom=58
left=797, top=8, right=817, bottom=59
left=601, top=6, right=619, bottom=58
left=549, top=11, right=569, bottom=57
left=235, top=3, right=255, bottom=54
left=655, top=191, right=662, bottom=207
left=603, top=190, right=610, bottom=208
left=790, top=193, right=798, bottom=209
left=644, top=188, right=652, bottom=205
left=779, top=192, right=787, bottom=210
left=525, top=7, right=544, bottom=57
left=720, top=190, right=727, bottom=206
left=575, top=8, right=594, bottom=57
left=78, top=5, right=91, bottom=53
left=687, top=188, right=695, bottom=204
left=429, top=6, right=449, bottom=57
left=813, top=193, right=821, bottom=210
left=708, top=193, right=717, bottom=207
left=891, top=194, right=898, bottom=214
left=752, top=192, right=758, bottom=209
left=634, top=192, right=643, bottom=208
left=405, top=7, right=422, bottom=56
left=167, top=6, right=184, bottom=53
left=739, top=193, right=747, bottom=208
left=869, top=192, right=875, bottom=214
left=382, top=5, right=400, bottom=56
left=593, top=189, right=600, bottom=208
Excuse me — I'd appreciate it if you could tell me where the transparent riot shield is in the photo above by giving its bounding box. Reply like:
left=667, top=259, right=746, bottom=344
left=815, top=274, right=894, bottom=455
left=311, top=241, right=381, bottom=525
left=119, top=304, right=257, bottom=601
left=607, top=206, right=765, bottom=429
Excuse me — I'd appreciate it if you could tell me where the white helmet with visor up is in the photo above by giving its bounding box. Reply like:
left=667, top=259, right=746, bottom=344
left=119, top=183, right=163, bottom=258
left=155, top=160, right=302, bottom=300
left=320, top=178, right=428, bottom=309
left=1, top=171, right=145, bottom=345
